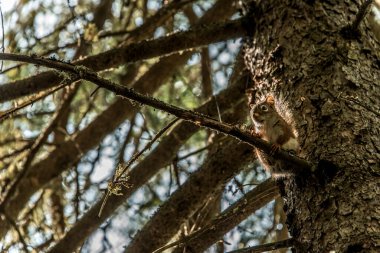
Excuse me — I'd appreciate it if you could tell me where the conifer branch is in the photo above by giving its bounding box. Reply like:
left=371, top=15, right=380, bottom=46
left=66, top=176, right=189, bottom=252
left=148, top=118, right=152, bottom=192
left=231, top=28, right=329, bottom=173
left=0, top=52, right=312, bottom=170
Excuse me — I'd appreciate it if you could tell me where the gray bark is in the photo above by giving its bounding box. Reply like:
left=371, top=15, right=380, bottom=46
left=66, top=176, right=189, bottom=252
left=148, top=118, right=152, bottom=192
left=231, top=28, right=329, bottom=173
left=244, top=0, right=380, bottom=252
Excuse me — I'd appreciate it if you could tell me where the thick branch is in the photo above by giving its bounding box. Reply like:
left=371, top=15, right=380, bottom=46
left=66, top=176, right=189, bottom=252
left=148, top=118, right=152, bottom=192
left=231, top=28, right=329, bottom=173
left=122, top=0, right=196, bottom=43
left=125, top=137, right=253, bottom=253
left=162, top=179, right=279, bottom=253
left=0, top=53, right=311, bottom=170
left=38, top=75, right=248, bottom=253
left=0, top=0, right=238, bottom=239
left=226, top=238, right=294, bottom=253
left=0, top=17, right=246, bottom=103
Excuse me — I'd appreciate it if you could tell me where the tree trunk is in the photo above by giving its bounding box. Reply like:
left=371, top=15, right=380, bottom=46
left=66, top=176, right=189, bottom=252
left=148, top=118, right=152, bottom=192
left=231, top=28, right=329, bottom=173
left=244, top=0, right=380, bottom=252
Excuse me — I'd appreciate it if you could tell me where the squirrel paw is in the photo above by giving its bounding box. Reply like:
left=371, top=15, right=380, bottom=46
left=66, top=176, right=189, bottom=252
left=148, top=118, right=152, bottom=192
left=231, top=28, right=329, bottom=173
left=249, top=127, right=262, bottom=138
left=270, top=144, right=280, bottom=156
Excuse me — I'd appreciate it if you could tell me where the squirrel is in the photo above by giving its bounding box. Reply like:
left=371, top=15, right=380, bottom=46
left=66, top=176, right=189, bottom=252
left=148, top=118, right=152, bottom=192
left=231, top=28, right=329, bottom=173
left=249, top=95, right=300, bottom=178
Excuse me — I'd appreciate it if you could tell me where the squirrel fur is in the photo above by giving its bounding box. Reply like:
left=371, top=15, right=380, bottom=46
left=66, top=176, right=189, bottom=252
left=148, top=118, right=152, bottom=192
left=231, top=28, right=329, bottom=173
left=249, top=95, right=300, bottom=178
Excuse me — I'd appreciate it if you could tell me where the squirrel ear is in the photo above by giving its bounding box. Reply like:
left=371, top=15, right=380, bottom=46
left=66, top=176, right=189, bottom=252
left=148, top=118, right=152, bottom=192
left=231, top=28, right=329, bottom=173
left=266, top=95, right=275, bottom=105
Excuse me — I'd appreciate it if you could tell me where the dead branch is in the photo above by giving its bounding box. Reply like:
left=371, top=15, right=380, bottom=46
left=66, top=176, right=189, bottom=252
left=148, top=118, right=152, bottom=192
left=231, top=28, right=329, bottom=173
left=0, top=52, right=311, bottom=170
left=226, top=238, right=294, bottom=253
left=0, top=17, right=247, bottom=103
left=154, top=179, right=279, bottom=253
left=125, top=137, right=253, bottom=253
left=45, top=72, right=248, bottom=253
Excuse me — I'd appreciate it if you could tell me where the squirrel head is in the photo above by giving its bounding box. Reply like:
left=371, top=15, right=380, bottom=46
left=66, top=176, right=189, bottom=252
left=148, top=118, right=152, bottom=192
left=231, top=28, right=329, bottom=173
left=249, top=95, right=277, bottom=125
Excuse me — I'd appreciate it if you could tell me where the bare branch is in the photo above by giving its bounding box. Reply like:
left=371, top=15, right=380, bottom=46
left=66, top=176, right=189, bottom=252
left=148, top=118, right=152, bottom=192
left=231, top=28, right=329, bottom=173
left=1, top=86, right=78, bottom=210
left=98, top=118, right=179, bottom=217
left=0, top=52, right=311, bottom=170
left=125, top=136, right=253, bottom=253
left=0, top=1, right=242, bottom=241
left=341, top=0, right=373, bottom=38
left=226, top=238, right=294, bottom=253
left=155, top=179, right=279, bottom=253
left=0, top=17, right=247, bottom=103
left=351, top=0, right=373, bottom=32
left=0, top=83, right=66, bottom=122
left=201, top=47, right=213, bottom=98
left=122, top=0, right=196, bottom=44
left=46, top=71, right=248, bottom=253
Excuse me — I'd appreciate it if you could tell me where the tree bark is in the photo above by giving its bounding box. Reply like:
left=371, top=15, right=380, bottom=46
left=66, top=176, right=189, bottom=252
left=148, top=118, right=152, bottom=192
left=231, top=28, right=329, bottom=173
left=244, top=0, right=380, bottom=252
left=0, top=0, right=238, bottom=240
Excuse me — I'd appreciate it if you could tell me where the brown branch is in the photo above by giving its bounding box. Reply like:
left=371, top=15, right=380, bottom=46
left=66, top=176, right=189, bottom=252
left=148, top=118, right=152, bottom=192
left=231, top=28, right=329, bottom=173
left=98, top=118, right=179, bottom=217
left=125, top=136, right=253, bottom=253
left=0, top=17, right=247, bottom=103
left=117, top=118, right=179, bottom=182
left=0, top=87, right=76, bottom=210
left=46, top=68, right=248, bottom=253
left=0, top=83, right=67, bottom=122
left=1, top=211, right=29, bottom=252
left=0, top=50, right=203, bottom=244
left=0, top=52, right=311, bottom=170
left=226, top=238, right=295, bottom=253
left=351, top=0, right=373, bottom=31
left=201, top=47, right=213, bottom=98
left=0, top=1, right=242, bottom=241
left=154, top=179, right=279, bottom=253
left=177, top=144, right=211, bottom=160
left=341, top=0, right=373, bottom=38
left=122, top=0, right=196, bottom=44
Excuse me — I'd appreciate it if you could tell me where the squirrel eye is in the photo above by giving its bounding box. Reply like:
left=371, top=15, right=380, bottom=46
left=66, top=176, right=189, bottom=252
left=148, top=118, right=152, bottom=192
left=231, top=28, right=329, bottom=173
left=260, top=105, right=268, bottom=111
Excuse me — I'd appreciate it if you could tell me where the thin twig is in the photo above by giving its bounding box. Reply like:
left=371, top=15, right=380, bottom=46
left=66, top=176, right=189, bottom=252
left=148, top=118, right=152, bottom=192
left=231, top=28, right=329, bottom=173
left=0, top=2, right=4, bottom=71
left=0, top=143, right=32, bottom=162
left=0, top=83, right=66, bottom=122
left=153, top=180, right=279, bottom=253
left=98, top=118, right=179, bottom=217
left=98, top=191, right=111, bottom=218
left=225, top=238, right=294, bottom=253
left=351, top=0, right=373, bottom=31
left=118, top=118, right=179, bottom=182
left=341, top=95, right=380, bottom=117
left=214, top=95, right=222, bottom=122
left=118, top=115, right=137, bottom=164
left=1, top=211, right=29, bottom=252
left=341, top=0, right=373, bottom=38
left=177, top=144, right=211, bottom=160
left=0, top=86, right=74, bottom=208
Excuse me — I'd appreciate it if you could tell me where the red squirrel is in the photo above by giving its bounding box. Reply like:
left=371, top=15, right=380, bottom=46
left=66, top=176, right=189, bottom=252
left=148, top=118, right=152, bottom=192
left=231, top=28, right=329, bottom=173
left=249, top=95, right=300, bottom=178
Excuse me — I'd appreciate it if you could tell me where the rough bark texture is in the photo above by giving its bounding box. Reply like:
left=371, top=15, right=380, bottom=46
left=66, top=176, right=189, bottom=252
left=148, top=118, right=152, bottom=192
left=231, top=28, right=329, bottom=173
left=244, top=0, right=380, bottom=252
